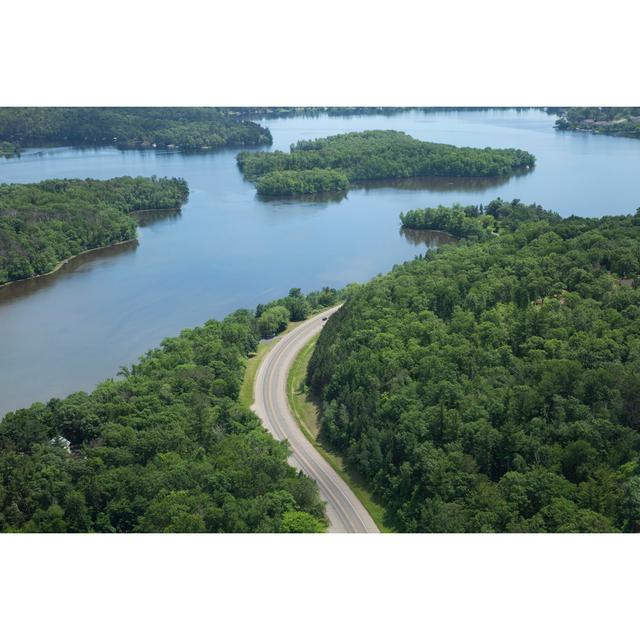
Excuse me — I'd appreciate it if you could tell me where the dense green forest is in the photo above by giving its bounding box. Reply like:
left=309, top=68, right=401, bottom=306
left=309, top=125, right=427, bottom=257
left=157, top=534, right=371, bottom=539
left=0, top=177, right=189, bottom=284
left=400, top=201, right=560, bottom=239
left=308, top=200, right=640, bottom=532
left=555, top=108, right=640, bottom=138
left=256, top=168, right=349, bottom=196
left=0, top=289, right=337, bottom=533
left=237, top=131, right=535, bottom=195
left=0, top=108, right=272, bottom=151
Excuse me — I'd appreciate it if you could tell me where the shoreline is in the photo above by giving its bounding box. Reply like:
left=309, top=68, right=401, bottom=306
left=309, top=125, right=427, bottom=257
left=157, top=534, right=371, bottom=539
left=130, top=207, right=180, bottom=215
left=400, top=226, right=461, bottom=240
left=0, top=206, right=183, bottom=290
left=555, top=124, right=640, bottom=140
left=0, top=238, right=138, bottom=290
left=252, top=169, right=532, bottom=199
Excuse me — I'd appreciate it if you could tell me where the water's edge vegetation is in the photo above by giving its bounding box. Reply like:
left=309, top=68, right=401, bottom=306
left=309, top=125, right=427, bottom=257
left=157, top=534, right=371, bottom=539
left=399, top=200, right=559, bottom=239
left=0, top=286, right=345, bottom=532
left=0, top=238, right=138, bottom=290
left=554, top=107, right=640, bottom=138
left=0, top=177, right=189, bottom=284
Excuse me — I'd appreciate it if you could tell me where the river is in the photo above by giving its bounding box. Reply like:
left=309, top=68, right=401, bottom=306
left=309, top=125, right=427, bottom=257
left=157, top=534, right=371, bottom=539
left=1, top=108, right=639, bottom=414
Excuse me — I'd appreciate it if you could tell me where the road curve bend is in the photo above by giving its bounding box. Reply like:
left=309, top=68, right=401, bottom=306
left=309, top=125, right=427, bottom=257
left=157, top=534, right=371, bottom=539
left=252, top=306, right=379, bottom=533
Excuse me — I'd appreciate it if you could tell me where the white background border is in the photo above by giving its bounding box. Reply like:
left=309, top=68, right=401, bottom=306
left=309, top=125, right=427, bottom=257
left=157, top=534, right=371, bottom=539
left=2, top=1, right=639, bottom=638
left=3, top=0, right=639, bottom=106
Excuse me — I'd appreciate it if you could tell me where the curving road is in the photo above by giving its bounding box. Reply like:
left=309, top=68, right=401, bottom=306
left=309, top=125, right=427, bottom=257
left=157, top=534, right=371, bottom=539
left=252, top=306, right=379, bottom=533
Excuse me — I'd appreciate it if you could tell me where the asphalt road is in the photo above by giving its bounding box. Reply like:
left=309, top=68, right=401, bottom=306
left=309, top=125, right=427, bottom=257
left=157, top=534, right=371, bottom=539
left=252, top=306, right=379, bottom=533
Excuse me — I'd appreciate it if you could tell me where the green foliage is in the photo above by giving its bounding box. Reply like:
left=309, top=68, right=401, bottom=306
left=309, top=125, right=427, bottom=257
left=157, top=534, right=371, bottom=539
left=0, top=282, right=351, bottom=532
left=254, top=286, right=341, bottom=336
left=308, top=204, right=640, bottom=532
left=256, top=169, right=349, bottom=196
left=282, top=287, right=311, bottom=321
left=0, top=107, right=272, bottom=151
left=400, top=200, right=561, bottom=238
left=0, top=308, right=326, bottom=533
left=238, top=130, right=535, bottom=195
left=0, top=176, right=189, bottom=284
left=401, top=204, right=490, bottom=238
left=280, top=510, right=327, bottom=532
left=258, top=305, right=290, bottom=338
left=556, top=107, right=640, bottom=138
left=305, top=286, right=341, bottom=311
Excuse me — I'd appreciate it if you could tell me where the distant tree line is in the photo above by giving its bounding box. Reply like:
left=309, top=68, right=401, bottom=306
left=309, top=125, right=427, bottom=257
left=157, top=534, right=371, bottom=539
left=237, top=130, right=535, bottom=196
left=308, top=200, right=640, bottom=532
left=555, top=107, right=640, bottom=138
left=0, top=298, right=329, bottom=533
left=231, top=107, right=538, bottom=120
left=0, top=176, right=189, bottom=284
left=0, top=108, right=272, bottom=151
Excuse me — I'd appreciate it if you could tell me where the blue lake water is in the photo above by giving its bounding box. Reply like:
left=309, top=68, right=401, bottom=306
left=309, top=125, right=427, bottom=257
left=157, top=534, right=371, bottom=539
left=1, top=108, right=639, bottom=414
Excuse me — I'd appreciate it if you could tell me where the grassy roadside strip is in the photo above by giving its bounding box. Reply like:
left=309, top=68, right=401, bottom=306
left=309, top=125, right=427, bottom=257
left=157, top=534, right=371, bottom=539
left=239, top=319, right=305, bottom=410
left=239, top=341, right=272, bottom=409
left=286, top=335, right=393, bottom=532
left=239, top=307, right=334, bottom=410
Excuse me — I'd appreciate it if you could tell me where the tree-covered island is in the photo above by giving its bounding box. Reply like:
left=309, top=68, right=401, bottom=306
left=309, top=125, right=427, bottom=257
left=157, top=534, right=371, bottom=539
left=0, top=176, right=189, bottom=284
left=237, top=130, right=535, bottom=196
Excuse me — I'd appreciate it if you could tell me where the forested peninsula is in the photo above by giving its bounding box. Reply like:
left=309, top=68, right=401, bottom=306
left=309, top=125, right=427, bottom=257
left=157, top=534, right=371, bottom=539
left=0, top=108, right=272, bottom=151
left=237, top=131, right=535, bottom=196
left=308, top=200, right=640, bottom=532
left=400, top=201, right=559, bottom=239
left=0, top=286, right=344, bottom=533
left=555, top=107, right=640, bottom=138
left=0, top=177, right=189, bottom=284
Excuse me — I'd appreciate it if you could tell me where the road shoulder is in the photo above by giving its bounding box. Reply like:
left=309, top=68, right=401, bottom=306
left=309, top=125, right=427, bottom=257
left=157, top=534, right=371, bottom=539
left=287, top=333, right=392, bottom=532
